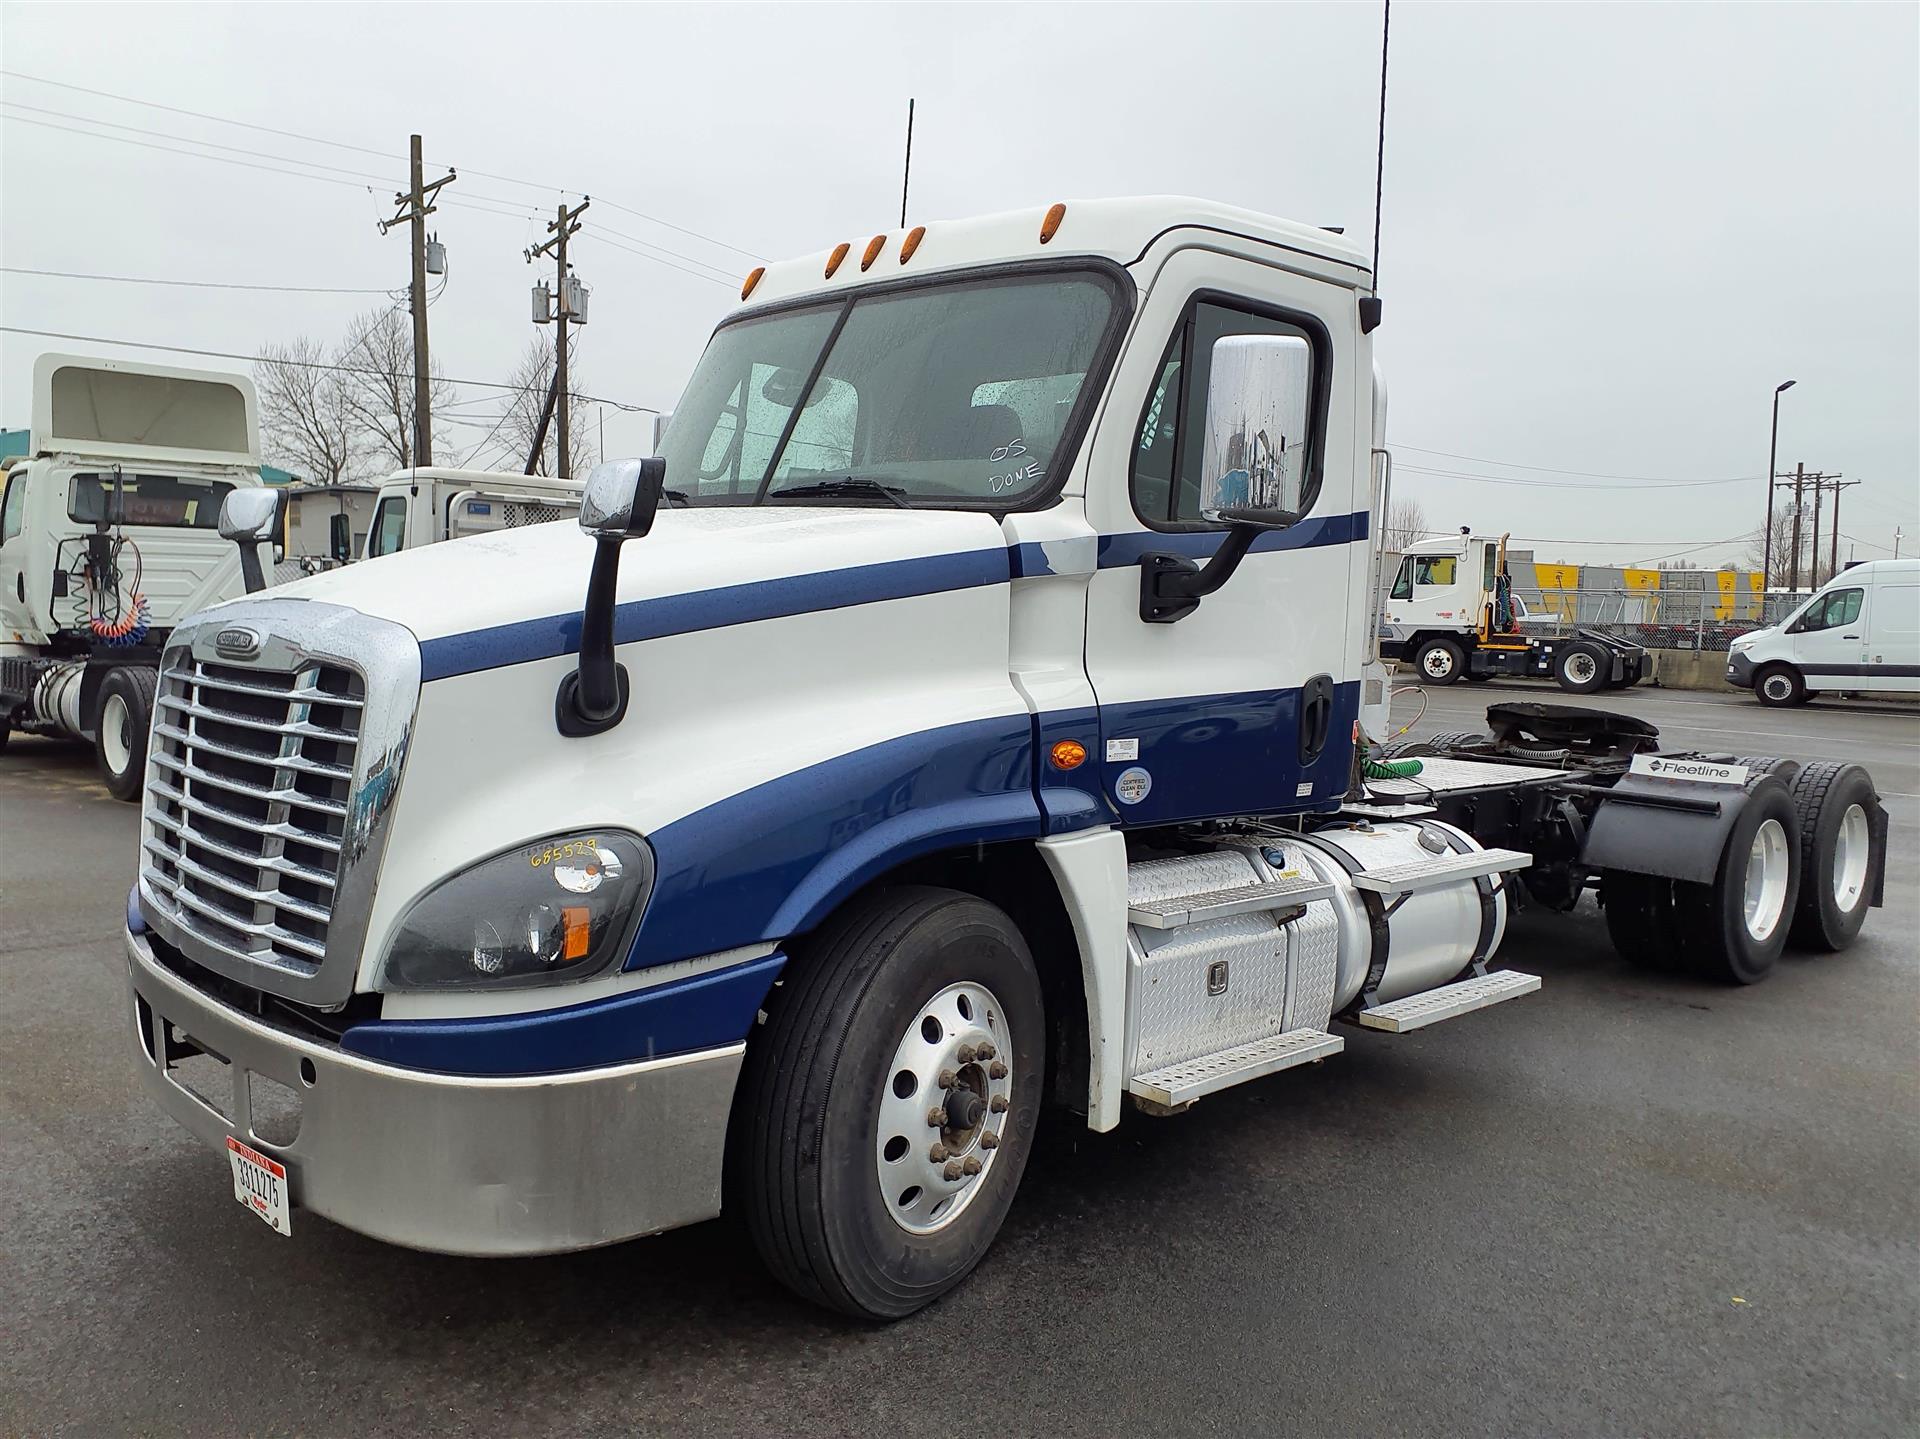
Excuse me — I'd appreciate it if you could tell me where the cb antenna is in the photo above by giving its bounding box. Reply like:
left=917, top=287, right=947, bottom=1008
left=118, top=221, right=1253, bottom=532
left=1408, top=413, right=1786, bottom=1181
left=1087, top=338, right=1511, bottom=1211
left=1360, top=0, right=1391, bottom=334
left=900, top=98, right=915, bottom=229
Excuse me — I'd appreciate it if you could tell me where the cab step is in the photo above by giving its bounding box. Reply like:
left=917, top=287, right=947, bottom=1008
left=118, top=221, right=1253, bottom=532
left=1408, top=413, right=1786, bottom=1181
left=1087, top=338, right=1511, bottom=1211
left=1349, top=970, right=1541, bottom=1033
left=1347, top=847, right=1531, bottom=896
left=1128, top=1028, right=1345, bottom=1106
left=1127, top=874, right=1334, bottom=930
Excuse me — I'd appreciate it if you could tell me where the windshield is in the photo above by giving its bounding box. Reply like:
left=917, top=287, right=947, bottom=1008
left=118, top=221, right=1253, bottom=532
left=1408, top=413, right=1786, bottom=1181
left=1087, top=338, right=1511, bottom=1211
left=657, top=268, right=1123, bottom=508
left=67, top=472, right=236, bottom=528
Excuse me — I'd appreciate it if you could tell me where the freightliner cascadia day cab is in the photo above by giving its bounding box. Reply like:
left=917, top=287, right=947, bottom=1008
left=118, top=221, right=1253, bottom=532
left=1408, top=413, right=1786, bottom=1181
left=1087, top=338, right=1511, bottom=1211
left=0, top=354, right=273, bottom=797
left=123, top=199, right=1889, bottom=1319
left=1726, top=558, right=1920, bottom=706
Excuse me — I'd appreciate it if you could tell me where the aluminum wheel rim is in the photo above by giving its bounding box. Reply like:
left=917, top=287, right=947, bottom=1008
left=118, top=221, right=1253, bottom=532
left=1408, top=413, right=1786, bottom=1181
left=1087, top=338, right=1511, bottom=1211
left=874, top=980, right=1013, bottom=1236
left=102, top=693, right=133, bottom=774
left=1421, top=648, right=1454, bottom=679
left=1761, top=673, right=1793, bottom=702
left=1565, top=652, right=1597, bottom=685
left=1743, top=817, right=1790, bottom=942
left=1832, top=803, right=1869, bottom=911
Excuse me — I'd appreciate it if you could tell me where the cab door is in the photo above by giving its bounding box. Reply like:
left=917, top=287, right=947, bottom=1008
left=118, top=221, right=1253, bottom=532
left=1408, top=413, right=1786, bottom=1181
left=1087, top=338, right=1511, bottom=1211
left=1790, top=583, right=1867, bottom=688
left=1079, top=247, right=1366, bottom=826
left=0, top=469, right=46, bottom=643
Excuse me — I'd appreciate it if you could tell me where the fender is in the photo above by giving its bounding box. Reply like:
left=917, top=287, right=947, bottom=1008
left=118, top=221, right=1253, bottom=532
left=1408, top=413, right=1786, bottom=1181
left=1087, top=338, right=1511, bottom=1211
left=1581, top=764, right=1799, bottom=885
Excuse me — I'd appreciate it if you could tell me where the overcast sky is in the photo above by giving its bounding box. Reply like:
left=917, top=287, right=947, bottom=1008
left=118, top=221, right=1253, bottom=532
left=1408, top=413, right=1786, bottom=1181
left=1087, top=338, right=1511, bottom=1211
left=2, top=2, right=1914, bottom=567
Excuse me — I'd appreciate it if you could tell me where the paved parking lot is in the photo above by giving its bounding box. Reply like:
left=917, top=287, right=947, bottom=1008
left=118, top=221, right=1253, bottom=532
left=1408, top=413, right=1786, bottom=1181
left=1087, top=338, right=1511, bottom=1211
left=2, top=687, right=1916, bottom=1437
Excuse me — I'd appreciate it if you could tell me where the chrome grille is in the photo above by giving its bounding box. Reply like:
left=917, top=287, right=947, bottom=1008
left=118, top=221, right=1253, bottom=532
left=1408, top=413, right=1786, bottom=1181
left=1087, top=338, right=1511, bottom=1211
left=141, top=653, right=364, bottom=978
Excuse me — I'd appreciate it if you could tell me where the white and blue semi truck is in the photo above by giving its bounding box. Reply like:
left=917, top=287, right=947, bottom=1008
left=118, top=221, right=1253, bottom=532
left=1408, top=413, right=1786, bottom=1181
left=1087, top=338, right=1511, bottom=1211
left=125, top=199, right=1888, bottom=1319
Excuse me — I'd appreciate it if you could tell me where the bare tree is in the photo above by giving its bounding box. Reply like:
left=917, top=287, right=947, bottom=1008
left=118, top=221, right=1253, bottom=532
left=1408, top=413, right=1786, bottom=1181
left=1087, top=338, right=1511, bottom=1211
left=1743, top=503, right=1833, bottom=588
left=488, top=337, right=597, bottom=478
left=254, top=337, right=359, bottom=484
left=1381, top=496, right=1430, bottom=552
left=336, top=305, right=455, bottom=471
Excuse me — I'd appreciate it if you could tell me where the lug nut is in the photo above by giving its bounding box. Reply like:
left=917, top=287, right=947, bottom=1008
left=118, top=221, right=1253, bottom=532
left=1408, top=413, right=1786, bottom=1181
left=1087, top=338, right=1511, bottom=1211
left=979, top=1132, right=999, bottom=1150
left=988, top=1061, right=1008, bottom=1081
left=956, top=1044, right=977, bottom=1064
left=927, top=1107, right=947, bottom=1128
left=937, top=1068, right=957, bottom=1089
left=929, top=1143, right=949, bottom=1162
left=976, top=1042, right=996, bottom=1061
left=989, top=1095, right=1008, bottom=1113
left=943, top=1160, right=963, bottom=1181
left=961, top=1156, right=983, bottom=1176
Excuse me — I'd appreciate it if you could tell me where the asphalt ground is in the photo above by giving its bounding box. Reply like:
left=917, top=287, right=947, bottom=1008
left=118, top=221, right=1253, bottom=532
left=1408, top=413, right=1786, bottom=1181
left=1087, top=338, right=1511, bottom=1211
left=2, top=684, right=1916, bottom=1437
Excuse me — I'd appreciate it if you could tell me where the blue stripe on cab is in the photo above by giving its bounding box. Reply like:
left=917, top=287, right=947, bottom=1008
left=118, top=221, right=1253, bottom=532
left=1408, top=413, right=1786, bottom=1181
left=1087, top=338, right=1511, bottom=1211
left=1095, top=509, right=1368, bottom=568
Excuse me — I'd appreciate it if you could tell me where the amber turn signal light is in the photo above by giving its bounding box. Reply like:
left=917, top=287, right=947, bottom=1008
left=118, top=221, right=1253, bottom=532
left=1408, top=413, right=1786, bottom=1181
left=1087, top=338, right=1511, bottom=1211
left=1049, top=739, right=1088, bottom=771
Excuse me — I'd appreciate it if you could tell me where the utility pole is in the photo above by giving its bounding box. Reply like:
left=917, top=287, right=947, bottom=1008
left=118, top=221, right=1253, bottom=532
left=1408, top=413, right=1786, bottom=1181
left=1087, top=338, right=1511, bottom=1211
left=378, top=135, right=455, bottom=468
left=527, top=197, right=590, bottom=478
left=1788, top=462, right=1806, bottom=592
left=1773, top=464, right=1843, bottom=593
left=1825, top=478, right=1859, bottom=579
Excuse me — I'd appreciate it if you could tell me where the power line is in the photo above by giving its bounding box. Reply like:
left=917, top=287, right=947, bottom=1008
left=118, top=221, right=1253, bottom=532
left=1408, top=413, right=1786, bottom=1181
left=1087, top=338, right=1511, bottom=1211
left=1, top=265, right=391, bottom=295
left=0, top=325, right=661, bottom=413
left=1, top=112, right=392, bottom=191
left=585, top=231, right=737, bottom=290
left=1, top=68, right=764, bottom=262
left=1396, top=462, right=1752, bottom=491
left=1394, top=443, right=1758, bottom=485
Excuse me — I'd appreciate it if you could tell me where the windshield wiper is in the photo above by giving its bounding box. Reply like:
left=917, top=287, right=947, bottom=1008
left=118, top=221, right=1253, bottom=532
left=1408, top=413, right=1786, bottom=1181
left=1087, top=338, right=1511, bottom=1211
left=661, top=488, right=691, bottom=507
left=765, top=478, right=911, bottom=509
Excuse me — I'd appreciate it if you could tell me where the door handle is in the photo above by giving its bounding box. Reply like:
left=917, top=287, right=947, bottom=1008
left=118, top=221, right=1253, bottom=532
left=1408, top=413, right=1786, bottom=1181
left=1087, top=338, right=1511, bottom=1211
left=1299, top=674, right=1335, bottom=765
left=1841, top=633, right=1860, bottom=639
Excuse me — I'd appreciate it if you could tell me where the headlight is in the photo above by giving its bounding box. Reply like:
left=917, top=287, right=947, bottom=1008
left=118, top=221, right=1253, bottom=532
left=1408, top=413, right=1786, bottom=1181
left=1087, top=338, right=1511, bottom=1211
left=380, top=831, right=653, bottom=990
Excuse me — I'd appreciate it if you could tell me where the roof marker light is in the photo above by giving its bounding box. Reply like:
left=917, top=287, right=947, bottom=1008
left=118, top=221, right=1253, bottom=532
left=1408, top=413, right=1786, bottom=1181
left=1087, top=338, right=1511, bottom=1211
left=741, top=266, right=765, bottom=301
left=825, top=242, right=851, bottom=279
left=1039, top=202, right=1066, bottom=244
left=861, top=234, right=887, bottom=271
left=899, top=226, right=926, bottom=264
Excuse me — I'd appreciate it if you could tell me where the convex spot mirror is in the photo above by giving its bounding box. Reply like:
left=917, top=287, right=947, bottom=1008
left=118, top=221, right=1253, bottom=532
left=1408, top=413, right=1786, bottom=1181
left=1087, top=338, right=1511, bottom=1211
left=579, top=456, right=667, bottom=540
left=218, top=488, right=279, bottom=543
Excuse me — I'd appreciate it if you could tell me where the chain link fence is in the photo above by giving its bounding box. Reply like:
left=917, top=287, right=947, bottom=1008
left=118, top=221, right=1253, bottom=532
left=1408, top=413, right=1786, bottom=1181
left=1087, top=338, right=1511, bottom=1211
left=1518, top=585, right=1812, bottom=652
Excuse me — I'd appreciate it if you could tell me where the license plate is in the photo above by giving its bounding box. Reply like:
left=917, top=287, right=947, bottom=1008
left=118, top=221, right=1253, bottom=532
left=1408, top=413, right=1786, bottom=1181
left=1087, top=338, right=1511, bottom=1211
left=226, top=1135, right=291, bottom=1235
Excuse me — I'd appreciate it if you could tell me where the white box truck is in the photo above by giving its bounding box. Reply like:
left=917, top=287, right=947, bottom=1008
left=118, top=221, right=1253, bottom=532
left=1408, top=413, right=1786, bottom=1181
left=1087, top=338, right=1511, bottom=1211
left=121, top=199, right=1889, bottom=1319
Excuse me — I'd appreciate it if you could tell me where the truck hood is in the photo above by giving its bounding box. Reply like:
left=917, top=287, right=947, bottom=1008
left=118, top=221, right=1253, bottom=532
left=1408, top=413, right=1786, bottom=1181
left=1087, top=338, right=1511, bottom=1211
left=248, top=504, right=1012, bottom=654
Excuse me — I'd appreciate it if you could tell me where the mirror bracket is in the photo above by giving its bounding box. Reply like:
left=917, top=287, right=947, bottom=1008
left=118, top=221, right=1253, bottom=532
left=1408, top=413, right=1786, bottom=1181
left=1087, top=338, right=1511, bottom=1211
left=557, top=457, right=666, bottom=738
left=1139, top=509, right=1297, bottom=624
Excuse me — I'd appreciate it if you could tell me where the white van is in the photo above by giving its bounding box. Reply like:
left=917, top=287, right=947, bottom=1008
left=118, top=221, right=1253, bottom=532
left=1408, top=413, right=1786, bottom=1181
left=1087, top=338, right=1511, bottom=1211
left=1728, top=558, right=1920, bottom=705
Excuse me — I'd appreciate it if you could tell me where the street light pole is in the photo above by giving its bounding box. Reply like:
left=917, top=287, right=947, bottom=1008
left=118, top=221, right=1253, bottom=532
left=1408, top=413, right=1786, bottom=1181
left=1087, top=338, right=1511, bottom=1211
left=1762, top=379, right=1797, bottom=606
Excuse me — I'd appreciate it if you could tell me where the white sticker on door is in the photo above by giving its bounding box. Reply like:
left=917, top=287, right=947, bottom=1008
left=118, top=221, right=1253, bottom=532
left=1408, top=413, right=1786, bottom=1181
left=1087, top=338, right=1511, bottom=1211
left=1105, top=738, right=1139, bottom=762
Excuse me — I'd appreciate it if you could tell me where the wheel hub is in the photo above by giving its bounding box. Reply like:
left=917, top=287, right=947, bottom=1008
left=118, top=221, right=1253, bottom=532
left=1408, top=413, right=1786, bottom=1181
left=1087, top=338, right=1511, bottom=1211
left=1743, top=817, right=1790, bottom=942
left=875, top=981, right=1013, bottom=1235
left=1832, top=802, right=1869, bottom=910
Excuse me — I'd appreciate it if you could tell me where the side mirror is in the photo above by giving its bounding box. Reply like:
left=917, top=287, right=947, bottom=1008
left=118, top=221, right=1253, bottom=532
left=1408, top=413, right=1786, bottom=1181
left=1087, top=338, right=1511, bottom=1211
left=329, top=512, right=352, bottom=564
left=219, top=488, right=279, bottom=593
left=557, top=457, right=667, bottom=737
left=1140, top=507, right=1297, bottom=623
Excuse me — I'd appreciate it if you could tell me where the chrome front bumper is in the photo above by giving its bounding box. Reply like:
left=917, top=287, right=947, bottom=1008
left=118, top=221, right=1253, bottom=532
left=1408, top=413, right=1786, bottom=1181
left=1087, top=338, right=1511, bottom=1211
left=126, top=928, right=743, bottom=1256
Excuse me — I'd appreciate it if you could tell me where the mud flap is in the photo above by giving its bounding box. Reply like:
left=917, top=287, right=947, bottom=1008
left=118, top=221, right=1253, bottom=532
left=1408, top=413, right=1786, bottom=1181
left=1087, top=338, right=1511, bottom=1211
left=1581, top=764, right=1798, bottom=884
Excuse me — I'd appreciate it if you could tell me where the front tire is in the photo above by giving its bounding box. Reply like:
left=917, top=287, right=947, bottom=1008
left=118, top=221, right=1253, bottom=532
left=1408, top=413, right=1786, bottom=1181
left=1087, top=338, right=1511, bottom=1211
left=94, top=666, right=158, bottom=802
left=1413, top=637, right=1465, bottom=685
left=732, top=886, right=1045, bottom=1321
left=1754, top=664, right=1805, bottom=708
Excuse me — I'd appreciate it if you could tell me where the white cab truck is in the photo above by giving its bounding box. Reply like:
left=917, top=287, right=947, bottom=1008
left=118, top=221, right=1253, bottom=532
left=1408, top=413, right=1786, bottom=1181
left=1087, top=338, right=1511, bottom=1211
left=0, top=354, right=273, bottom=797
left=1382, top=529, right=1646, bottom=692
left=358, top=466, right=586, bottom=562
left=1726, top=558, right=1920, bottom=705
left=122, top=199, right=1890, bottom=1320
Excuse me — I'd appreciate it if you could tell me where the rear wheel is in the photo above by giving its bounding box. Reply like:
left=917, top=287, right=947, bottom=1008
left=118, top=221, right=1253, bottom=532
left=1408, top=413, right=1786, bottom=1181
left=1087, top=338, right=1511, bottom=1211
left=94, top=666, right=158, bottom=802
left=731, top=886, right=1045, bottom=1320
left=1785, top=762, right=1879, bottom=952
left=1555, top=643, right=1609, bottom=694
left=1674, top=781, right=1800, bottom=984
left=1413, top=637, right=1465, bottom=685
left=1754, top=664, right=1805, bottom=708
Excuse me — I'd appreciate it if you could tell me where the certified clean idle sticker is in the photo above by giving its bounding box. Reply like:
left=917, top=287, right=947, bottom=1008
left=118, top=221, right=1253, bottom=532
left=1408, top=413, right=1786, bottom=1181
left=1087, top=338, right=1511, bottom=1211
left=1629, top=754, right=1749, bottom=785
left=1114, top=766, right=1152, bottom=805
left=1105, top=737, right=1140, bottom=762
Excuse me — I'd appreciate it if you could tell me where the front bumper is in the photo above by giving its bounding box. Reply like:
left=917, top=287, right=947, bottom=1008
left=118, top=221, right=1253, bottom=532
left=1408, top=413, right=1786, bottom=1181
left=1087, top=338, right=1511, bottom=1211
left=1726, top=651, right=1756, bottom=688
left=126, top=928, right=743, bottom=1256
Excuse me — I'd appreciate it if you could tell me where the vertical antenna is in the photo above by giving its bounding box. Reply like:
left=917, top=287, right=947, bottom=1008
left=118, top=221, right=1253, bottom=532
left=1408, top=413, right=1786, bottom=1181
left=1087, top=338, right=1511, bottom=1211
left=1360, top=1, right=1391, bottom=333
left=901, top=98, right=915, bottom=229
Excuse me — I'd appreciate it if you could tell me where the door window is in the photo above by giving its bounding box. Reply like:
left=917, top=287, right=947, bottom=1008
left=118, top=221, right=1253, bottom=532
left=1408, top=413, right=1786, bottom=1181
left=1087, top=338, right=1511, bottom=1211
left=1129, top=300, right=1323, bottom=527
left=367, top=496, right=408, bottom=557
left=1413, top=555, right=1457, bottom=587
left=0, top=477, right=24, bottom=543
left=1389, top=555, right=1414, bottom=601
left=1796, top=587, right=1863, bottom=632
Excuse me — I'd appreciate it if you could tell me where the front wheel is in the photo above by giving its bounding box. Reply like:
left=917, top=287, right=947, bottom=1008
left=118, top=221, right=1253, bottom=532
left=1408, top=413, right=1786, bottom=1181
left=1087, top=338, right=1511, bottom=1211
left=94, top=666, right=158, bottom=802
left=1754, top=664, right=1805, bottom=708
left=731, top=886, right=1045, bottom=1320
left=1414, top=637, right=1465, bottom=685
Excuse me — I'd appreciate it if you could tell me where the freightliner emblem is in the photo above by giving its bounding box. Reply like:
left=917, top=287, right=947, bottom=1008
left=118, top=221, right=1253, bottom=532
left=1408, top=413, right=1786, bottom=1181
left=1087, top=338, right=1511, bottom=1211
left=214, top=626, right=263, bottom=660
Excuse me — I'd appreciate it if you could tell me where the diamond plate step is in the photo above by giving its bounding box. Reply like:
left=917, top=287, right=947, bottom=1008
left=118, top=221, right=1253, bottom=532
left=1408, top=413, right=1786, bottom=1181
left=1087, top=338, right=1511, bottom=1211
left=1350, top=971, right=1541, bottom=1033
left=1127, top=874, right=1334, bottom=930
left=1347, top=847, right=1531, bottom=895
left=1128, top=1028, right=1344, bottom=1106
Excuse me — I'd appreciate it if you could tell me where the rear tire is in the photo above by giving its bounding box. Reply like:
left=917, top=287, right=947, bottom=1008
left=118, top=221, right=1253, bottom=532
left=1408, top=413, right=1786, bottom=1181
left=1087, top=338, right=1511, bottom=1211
left=1413, top=637, right=1465, bottom=685
left=1754, top=664, right=1805, bottom=708
left=1785, top=762, right=1878, bottom=952
left=94, top=666, right=158, bottom=803
left=1555, top=643, right=1609, bottom=694
left=1673, top=781, right=1800, bottom=984
left=731, top=886, right=1045, bottom=1321
left=1425, top=729, right=1491, bottom=754
left=1603, top=870, right=1687, bottom=971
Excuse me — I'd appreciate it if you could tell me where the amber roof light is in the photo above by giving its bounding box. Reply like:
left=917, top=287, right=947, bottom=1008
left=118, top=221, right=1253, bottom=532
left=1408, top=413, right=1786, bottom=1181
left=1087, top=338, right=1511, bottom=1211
left=825, top=242, right=851, bottom=279
left=740, top=266, right=765, bottom=301
left=899, top=225, right=926, bottom=264
left=1039, top=202, right=1066, bottom=244
left=861, top=234, right=887, bottom=271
